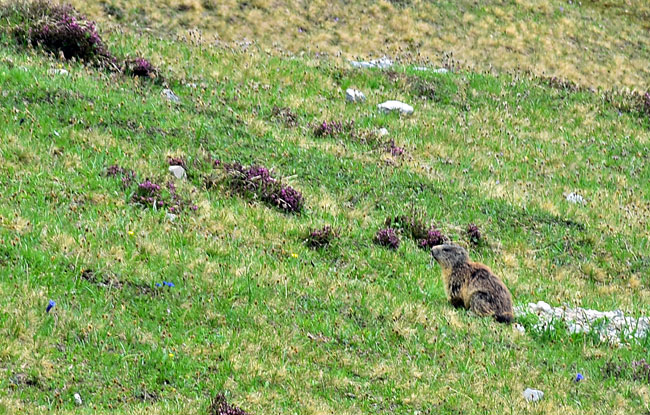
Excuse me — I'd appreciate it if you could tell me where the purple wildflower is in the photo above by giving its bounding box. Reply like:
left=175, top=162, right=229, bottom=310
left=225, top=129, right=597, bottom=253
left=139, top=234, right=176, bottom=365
left=46, top=299, right=56, bottom=313
left=466, top=223, right=482, bottom=245
left=306, top=225, right=338, bottom=248
left=418, top=228, right=446, bottom=249
left=167, top=157, right=186, bottom=168
left=574, top=373, right=584, bottom=383
left=312, top=120, right=354, bottom=138
left=137, top=180, right=161, bottom=196
left=374, top=228, right=400, bottom=250
left=127, top=57, right=157, bottom=78
left=132, top=180, right=164, bottom=208
left=387, top=140, right=405, bottom=156
left=208, top=394, right=248, bottom=415
left=105, top=164, right=135, bottom=188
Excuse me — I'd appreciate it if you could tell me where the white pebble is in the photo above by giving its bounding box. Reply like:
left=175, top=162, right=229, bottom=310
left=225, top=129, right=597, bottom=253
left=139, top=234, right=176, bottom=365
left=523, top=388, right=544, bottom=402
left=48, top=68, right=69, bottom=76
left=378, top=100, right=414, bottom=115
left=168, top=165, right=186, bottom=179
left=566, top=192, right=586, bottom=204
left=74, top=393, right=82, bottom=406
left=345, top=88, right=366, bottom=103
left=162, top=89, right=180, bottom=103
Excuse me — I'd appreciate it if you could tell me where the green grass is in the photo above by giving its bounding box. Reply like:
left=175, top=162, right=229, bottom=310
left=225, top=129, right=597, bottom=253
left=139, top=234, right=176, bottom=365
left=1, top=8, right=650, bottom=415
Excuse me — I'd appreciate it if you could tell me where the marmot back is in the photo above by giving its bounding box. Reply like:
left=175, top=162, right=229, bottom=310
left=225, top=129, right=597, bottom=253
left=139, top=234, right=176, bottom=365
left=431, top=244, right=514, bottom=324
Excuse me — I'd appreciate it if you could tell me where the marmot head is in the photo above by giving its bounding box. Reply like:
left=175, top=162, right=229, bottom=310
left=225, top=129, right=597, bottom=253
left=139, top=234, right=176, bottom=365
left=431, top=244, right=469, bottom=268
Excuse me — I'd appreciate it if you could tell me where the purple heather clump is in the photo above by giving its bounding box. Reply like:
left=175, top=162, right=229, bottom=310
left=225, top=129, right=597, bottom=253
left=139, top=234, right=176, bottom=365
left=164, top=181, right=196, bottom=214
left=208, top=394, right=248, bottom=415
left=374, top=228, right=400, bottom=250
left=245, top=165, right=273, bottom=182
left=127, top=57, right=157, bottom=78
left=223, top=162, right=303, bottom=213
left=312, top=120, right=354, bottom=138
left=466, top=223, right=482, bottom=245
left=631, top=359, right=650, bottom=382
left=603, top=359, right=650, bottom=383
left=105, top=164, right=135, bottom=188
left=418, top=228, right=446, bottom=249
left=167, top=157, right=186, bottom=168
left=388, top=140, right=405, bottom=156
left=132, top=180, right=164, bottom=208
left=268, top=185, right=303, bottom=213
left=28, top=8, right=112, bottom=62
left=137, top=180, right=161, bottom=197
left=306, top=225, right=338, bottom=248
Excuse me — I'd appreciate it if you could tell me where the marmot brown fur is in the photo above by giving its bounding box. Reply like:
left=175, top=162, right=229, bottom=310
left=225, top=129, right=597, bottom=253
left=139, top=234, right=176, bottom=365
left=431, top=244, right=514, bottom=323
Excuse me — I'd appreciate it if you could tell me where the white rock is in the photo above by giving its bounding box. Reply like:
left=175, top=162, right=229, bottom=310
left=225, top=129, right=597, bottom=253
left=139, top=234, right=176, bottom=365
left=523, top=388, right=544, bottom=402
left=377, top=128, right=389, bottom=137
left=378, top=100, right=414, bottom=115
left=350, top=56, right=393, bottom=69
left=49, top=68, right=69, bottom=76
left=166, top=213, right=177, bottom=222
left=566, top=192, right=586, bottom=204
left=413, top=66, right=429, bottom=71
left=536, top=301, right=552, bottom=314
left=433, top=68, right=449, bottom=74
left=74, top=393, right=82, bottom=406
left=518, top=300, right=649, bottom=345
left=514, top=323, right=526, bottom=334
left=168, top=165, right=186, bottom=179
left=345, top=88, right=366, bottom=103
left=162, top=89, right=180, bottom=103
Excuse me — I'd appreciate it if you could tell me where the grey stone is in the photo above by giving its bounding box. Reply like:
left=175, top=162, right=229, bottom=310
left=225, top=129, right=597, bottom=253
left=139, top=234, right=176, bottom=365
left=168, top=165, right=186, bottom=179
left=74, top=393, right=82, bottom=406
left=162, top=89, right=180, bottom=103
left=516, top=301, right=649, bottom=345
left=49, top=68, right=69, bottom=76
left=378, top=100, right=414, bottom=115
left=345, top=88, right=366, bottom=103
left=523, top=388, right=544, bottom=402
left=350, top=56, right=393, bottom=69
left=566, top=192, right=586, bottom=204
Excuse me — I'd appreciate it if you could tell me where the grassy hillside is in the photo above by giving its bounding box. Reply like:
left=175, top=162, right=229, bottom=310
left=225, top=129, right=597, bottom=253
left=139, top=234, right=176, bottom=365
left=1, top=1, right=650, bottom=414
left=65, top=0, right=650, bottom=91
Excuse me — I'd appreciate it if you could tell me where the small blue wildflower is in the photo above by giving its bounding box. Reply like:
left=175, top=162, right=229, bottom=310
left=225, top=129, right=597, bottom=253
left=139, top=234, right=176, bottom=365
left=155, top=283, right=162, bottom=287
left=46, top=299, right=56, bottom=313
left=575, top=373, right=584, bottom=382
left=163, top=281, right=175, bottom=287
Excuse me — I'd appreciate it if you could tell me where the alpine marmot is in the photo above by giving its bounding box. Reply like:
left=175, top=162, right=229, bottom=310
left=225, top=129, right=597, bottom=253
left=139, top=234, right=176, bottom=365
left=431, top=244, right=514, bottom=323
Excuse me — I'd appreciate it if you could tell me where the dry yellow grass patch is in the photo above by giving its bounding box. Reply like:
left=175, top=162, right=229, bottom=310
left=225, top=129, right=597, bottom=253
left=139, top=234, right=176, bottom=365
left=68, top=0, right=650, bottom=90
